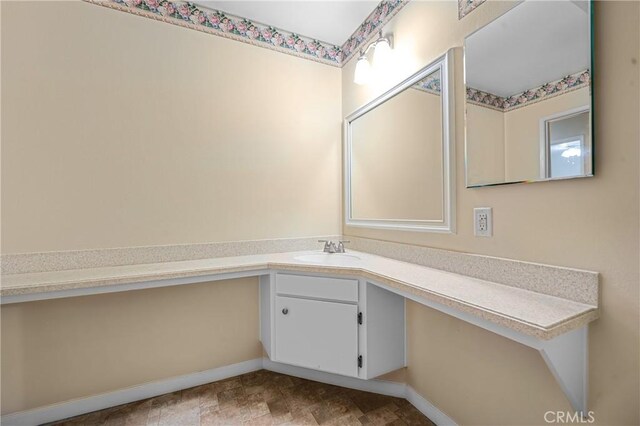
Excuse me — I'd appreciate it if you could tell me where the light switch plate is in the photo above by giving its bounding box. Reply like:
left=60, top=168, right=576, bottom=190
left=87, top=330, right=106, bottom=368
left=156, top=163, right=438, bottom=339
left=474, top=207, right=492, bottom=237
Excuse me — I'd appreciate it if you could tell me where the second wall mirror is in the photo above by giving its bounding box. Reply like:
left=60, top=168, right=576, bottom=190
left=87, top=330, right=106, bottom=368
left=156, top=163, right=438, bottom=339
left=464, top=0, right=593, bottom=187
left=344, top=51, right=455, bottom=233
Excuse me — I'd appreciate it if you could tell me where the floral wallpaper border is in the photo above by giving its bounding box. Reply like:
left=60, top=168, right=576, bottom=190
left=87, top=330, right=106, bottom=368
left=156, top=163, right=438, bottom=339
left=458, top=0, right=486, bottom=20
left=339, top=0, right=408, bottom=65
left=466, top=70, right=591, bottom=112
left=413, top=74, right=441, bottom=95
left=85, top=0, right=343, bottom=66
left=84, top=0, right=409, bottom=68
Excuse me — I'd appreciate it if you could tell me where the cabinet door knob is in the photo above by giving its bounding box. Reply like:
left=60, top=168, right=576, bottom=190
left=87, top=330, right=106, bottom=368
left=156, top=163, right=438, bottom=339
left=282, top=308, right=289, bottom=315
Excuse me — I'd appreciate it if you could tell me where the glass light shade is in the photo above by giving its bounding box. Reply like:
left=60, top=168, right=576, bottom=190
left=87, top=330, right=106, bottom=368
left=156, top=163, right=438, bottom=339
left=354, top=56, right=371, bottom=85
left=373, top=38, right=392, bottom=67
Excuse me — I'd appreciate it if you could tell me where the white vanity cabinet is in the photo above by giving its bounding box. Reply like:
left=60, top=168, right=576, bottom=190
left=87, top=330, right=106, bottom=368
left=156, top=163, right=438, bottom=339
left=260, top=272, right=405, bottom=380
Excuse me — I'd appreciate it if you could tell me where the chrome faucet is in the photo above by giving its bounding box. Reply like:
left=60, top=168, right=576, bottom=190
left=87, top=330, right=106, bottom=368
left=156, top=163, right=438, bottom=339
left=318, top=240, right=350, bottom=253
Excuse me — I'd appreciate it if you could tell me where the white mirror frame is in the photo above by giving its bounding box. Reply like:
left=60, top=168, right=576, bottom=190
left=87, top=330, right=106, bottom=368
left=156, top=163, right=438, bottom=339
left=343, top=50, right=456, bottom=233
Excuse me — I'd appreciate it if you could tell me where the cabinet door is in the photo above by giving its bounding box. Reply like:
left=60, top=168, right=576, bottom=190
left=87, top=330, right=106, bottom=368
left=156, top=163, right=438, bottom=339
left=275, top=296, right=358, bottom=377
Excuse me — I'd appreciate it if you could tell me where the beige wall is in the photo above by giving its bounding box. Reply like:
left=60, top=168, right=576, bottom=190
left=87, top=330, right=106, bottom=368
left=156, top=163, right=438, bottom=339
left=1, top=277, right=262, bottom=414
left=343, top=1, right=639, bottom=425
left=466, top=103, right=505, bottom=185
left=0, top=0, right=342, bottom=254
left=0, top=0, right=340, bottom=414
left=351, top=86, right=443, bottom=220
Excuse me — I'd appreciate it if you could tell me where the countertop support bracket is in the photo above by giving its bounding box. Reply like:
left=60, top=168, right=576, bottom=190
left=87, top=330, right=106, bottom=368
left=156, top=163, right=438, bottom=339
left=539, top=326, right=588, bottom=414
left=365, top=277, right=590, bottom=415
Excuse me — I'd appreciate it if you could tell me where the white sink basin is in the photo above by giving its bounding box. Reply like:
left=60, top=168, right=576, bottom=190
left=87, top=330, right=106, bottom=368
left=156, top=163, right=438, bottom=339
left=294, top=253, right=361, bottom=263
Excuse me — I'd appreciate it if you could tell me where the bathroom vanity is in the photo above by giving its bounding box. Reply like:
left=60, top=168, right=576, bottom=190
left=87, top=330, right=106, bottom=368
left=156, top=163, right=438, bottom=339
left=261, top=271, right=405, bottom=380
left=1, top=246, right=599, bottom=417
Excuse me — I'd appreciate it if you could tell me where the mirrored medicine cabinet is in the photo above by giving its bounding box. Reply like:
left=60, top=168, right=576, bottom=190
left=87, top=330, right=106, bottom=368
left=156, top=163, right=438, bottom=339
left=464, top=0, right=594, bottom=187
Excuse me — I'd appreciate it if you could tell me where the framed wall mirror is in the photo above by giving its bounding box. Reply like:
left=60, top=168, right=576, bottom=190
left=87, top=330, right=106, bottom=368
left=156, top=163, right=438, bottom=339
left=464, top=0, right=593, bottom=187
left=344, top=51, right=455, bottom=232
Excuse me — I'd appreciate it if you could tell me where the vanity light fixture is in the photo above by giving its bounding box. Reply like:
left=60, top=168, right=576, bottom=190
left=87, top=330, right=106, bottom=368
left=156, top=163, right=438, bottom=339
left=353, top=31, right=393, bottom=85
left=354, top=51, right=372, bottom=85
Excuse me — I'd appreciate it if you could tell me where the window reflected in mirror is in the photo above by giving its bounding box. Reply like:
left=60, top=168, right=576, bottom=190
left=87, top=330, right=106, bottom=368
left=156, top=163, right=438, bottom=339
left=544, top=109, right=590, bottom=179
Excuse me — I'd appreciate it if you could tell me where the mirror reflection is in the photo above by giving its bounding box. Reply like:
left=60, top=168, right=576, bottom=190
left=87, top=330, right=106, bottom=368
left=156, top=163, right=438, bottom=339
left=464, top=0, right=592, bottom=187
left=351, top=69, right=443, bottom=221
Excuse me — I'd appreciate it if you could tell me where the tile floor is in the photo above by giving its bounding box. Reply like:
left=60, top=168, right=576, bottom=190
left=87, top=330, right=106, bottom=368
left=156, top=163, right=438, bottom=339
left=50, top=370, right=434, bottom=425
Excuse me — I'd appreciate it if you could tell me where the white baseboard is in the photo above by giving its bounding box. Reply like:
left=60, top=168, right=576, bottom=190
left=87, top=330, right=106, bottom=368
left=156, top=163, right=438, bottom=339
left=262, top=358, right=406, bottom=398
left=406, top=385, right=457, bottom=426
left=2, top=358, right=456, bottom=426
left=0, top=358, right=263, bottom=426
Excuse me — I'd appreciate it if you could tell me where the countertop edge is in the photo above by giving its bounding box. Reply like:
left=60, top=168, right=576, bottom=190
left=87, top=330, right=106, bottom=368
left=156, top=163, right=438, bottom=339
left=0, top=253, right=599, bottom=341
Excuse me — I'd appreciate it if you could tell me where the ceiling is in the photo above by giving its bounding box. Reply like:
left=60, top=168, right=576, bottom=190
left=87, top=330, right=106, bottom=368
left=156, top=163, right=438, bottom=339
left=465, top=0, right=590, bottom=97
left=193, top=1, right=379, bottom=46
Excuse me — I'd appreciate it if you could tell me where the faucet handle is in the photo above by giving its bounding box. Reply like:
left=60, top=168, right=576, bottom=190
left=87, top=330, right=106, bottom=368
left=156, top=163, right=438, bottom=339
left=336, top=240, right=350, bottom=253
left=318, top=240, right=333, bottom=252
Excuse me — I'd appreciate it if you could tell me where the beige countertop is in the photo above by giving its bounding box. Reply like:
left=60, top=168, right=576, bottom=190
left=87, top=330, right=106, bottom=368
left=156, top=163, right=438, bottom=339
left=0, top=250, right=598, bottom=340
